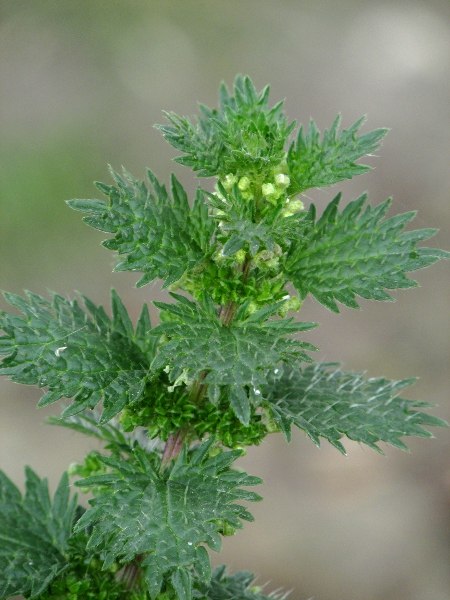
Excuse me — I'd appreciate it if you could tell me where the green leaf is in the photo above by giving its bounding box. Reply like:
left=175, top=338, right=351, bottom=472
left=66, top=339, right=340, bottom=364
left=285, top=194, right=450, bottom=312
left=0, top=290, right=153, bottom=422
left=194, top=546, right=211, bottom=583
left=67, top=168, right=215, bottom=288
left=196, top=565, right=287, bottom=600
left=74, top=443, right=262, bottom=600
left=67, top=198, right=107, bottom=214
left=47, top=409, right=155, bottom=456
left=156, top=75, right=295, bottom=178
left=229, top=386, right=251, bottom=427
left=287, top=115, right=388, bottom=195
left=172, top=568, right=192, bottom=600
left=205, top=184, right=306, bottom=259
left=263, top=363, right=448, bottom=454
left=152, top=295, right=317, bottom=425
left=0, top=468, right=77, bottom=599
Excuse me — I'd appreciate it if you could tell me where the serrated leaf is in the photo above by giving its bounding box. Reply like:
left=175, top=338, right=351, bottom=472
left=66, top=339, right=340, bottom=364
left=68, top=168, right=215, bottom=288
left=194, top=546, right=212, bottom=583
left=263, top=363, right=447, bottom=453
left=49, top=410, right=146, bottom=454
left=285, top=194, right=450, bottom=312
left=0, top=290, right=153, bottom=421
left=0, top=469, right=77, bottom=599
left=66, top=198, right=107, bottom=214
left=287, top=115, right=388, bottom=195
left=196, top=566, right=287, bottom=600
left=152, top=295, right=317, bottom=424
left=74, top=443, right=262, bottom=600
left=156, top=75, right=294, bottom=179
left=172, top=568, right=192, bottom=600
left=229, top=386, right=251, bottom=426
left=205, top=185, right=305, bottom=259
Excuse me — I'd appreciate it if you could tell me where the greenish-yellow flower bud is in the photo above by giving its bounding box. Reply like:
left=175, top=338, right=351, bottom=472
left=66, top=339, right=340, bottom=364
left=286, top=198, right=304, bottom=212
left=247, top=301, right=259, bottom=315
left=282, top=198, right=305, bottom=217
left=238, top=176, right=251, bottom=191
left=261, top=182, right=276, bottom=197
left=223, top=173, right=238, bottom=191
left=287, top=296, right=302, bottom=312
left=234, top=249, right=246, bottom=263
left=265, top=257, right=279, bottom=269
left=255, top=249, right=273, bottom=264
left=274, top=173, right=290, bottom=188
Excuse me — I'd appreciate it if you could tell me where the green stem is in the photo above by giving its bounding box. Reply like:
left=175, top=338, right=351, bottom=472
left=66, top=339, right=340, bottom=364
left=159, top=256, right=253, bottom=469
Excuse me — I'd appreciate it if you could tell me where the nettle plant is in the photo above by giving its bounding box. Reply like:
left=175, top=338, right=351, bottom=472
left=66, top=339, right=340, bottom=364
left=0, top=76, right=448, bottom=600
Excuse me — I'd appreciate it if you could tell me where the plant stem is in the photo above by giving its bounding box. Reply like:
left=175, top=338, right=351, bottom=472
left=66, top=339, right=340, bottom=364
left=121, top=553, right=144, bottom=589
left=160, top=428, right=189, bottom=470
left=159, top=256, right=252, bottom=469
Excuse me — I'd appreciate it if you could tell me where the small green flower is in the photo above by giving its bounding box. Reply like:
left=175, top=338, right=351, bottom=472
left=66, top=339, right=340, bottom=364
left=274, top=173, right=290, bottom=188
left=238, top=176, right=251, bottom=191
left=234, top=248, right=247, bottom=263
left=222, top=173, right=238, bottom=191
left=282, top=197, right=304, bottom=217
left=261, top=182, right=276, bottom=198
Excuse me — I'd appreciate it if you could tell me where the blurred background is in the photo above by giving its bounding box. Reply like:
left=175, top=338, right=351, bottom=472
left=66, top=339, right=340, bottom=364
left=1, top=1, right=449, bottom=598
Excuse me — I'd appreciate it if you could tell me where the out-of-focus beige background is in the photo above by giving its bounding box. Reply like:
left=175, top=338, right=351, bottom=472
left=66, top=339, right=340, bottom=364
left=1, top=1, right=449, bottom=599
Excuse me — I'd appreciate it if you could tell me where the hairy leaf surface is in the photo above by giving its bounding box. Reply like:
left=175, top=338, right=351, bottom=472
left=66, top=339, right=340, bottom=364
left=0, top=469, right=76, bottom=599
left=264, top=363, right=447, bottom=453
left=0, top=290, right=152, bottom=422
left=152, top=294, right=317, bottom=425
left=285, top=194, right=450, bottom=312
left=287, top=116, right=388, bottom=195
left=196, top=566, right=287, bottom=600
left=68, top=169, right=215, bottom=288
left=156, top=75, right=294, bottom=178
left=74, top=440, right=262, bottom=600
left=206, top=183, right=306, bottom=258
left=48, top=410, right=157, bottom=456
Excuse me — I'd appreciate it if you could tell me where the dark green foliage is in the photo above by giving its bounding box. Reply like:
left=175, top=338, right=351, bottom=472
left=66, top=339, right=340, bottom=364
left=74, top=439, right=262, bottom=600
left=37, top=570, right=126, bottom=600
left=68, top=169, right=216, bottom=288
left=0, top=76, right=447, bottom=600
left=182, top=256, right=290, bottom=313
left=48, top=412, right=160, bottom=496
left=263, top=363, right=448, bottom=453
left=50, top=372, right=267, bottom=450
left=195, top=566, right=287, bottom=600
left=36, top=533, right=132, bottom=600
left=285, top=194, right=450, bottom=312
left=0, top=469, right=76, bottom=599
left=205, top=182, right=306, bottom=259
left=0, top=290, right=153, bottom=422
left=287, top=115, right=388, bottom=196
left=152, top=294, right=317, bottom=425
left=120, top=388, right=268, bottom=448
left=156, top=75, right=295, bottom=179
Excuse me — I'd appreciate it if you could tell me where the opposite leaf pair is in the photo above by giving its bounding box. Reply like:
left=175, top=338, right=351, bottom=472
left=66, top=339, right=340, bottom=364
left=0, top=75, right=448, bottom=600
